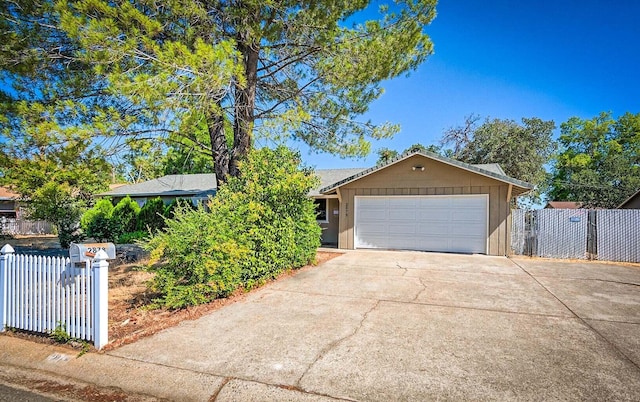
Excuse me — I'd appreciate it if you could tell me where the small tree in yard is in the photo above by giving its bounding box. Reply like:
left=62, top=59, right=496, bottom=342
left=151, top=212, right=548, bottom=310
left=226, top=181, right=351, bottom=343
left=29, top=182, right=84, bottom=248
left=144, top=146, right=321, bottom=309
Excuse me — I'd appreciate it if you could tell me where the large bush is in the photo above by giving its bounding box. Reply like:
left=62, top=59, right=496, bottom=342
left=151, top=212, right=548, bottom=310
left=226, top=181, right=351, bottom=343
left=137, top=197, right=166, bottom=232
left=111, top=196, right=141, bottom=236
left=163, top=198, right=195, bottom=220
left=81, top=198, right=117, bottom=242
left=81, top=196, right=145, bottom=243
left=144, top=146, right=321, bottom=308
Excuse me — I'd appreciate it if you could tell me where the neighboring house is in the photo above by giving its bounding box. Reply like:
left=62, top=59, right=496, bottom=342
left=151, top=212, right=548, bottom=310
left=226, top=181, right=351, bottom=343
left=544, top=201, right=583, bottom=209
left=618, top=189, right=640, bottom=209
left=0, top=187, right=20, bottom=218
left=314, top=151, right=532, bottom=256
left=97, top=174, right=218, bottom=207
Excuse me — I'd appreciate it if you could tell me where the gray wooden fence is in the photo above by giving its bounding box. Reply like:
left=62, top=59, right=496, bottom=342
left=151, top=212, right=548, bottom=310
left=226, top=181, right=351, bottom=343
left=511, top=209, right=640, bottom=263
left=0, top=218, right=54, bottom=235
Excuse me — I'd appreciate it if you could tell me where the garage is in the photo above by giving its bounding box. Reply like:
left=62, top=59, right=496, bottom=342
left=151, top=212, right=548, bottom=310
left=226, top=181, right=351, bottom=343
left=354, top=195, right=488, bottom=254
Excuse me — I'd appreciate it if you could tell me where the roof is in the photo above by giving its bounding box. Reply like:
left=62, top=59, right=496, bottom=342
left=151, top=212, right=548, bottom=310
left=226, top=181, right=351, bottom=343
left=96, top=152, right=533, bottom=200
left=472, top=163, right=506, bottom=176
left=319, top=151, right=534, bottom=196
left=98, top=174, right=217, bottom=198
left=545, top=201, right=583, bottom=209
left=310, top=168, right=367, bottom=197
left=0, top=187, right=19, bottom=200
left=618, top=189, right=640, bottom=208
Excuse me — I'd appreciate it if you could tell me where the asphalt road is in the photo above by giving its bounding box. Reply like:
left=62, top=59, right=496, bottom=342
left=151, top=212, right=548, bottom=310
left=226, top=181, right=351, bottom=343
left=0, top=383, right=54, bottom=402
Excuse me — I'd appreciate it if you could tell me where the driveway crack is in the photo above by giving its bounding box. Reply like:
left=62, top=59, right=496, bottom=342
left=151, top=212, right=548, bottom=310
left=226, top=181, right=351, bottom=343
left=396, top=262, right=409, bottom=276
left=295, top=300, right=380, bottom=389
left=412, top=277, right=428, bottom=302
left=509, top=257, right=640, bottom=372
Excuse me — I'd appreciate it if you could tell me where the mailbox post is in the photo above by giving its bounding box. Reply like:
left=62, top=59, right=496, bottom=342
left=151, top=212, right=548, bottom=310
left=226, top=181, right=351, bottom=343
left=69, top=243, right=113, bottom=349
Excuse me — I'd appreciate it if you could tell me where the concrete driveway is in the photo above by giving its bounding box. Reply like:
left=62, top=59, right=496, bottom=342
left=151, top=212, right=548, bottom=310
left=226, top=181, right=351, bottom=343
left=111, top=251, right=640, bottom=401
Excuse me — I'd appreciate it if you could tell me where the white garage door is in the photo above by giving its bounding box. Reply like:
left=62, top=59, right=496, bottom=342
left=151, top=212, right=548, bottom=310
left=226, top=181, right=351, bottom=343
left=354, top=195, right=488, bottom=254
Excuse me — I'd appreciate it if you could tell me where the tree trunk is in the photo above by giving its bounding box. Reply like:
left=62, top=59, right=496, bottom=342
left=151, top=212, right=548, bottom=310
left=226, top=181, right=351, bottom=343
left=207, top=109, right=229, bottom=187
left=230, top=41, right=259, bottom=177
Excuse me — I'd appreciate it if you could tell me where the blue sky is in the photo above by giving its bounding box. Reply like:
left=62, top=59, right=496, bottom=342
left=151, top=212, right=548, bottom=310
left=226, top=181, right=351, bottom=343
left=293, top=0, right=640, bottom=169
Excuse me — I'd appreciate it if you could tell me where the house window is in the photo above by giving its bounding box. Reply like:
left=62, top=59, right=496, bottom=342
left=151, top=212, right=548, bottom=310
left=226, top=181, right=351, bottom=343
left=314, top=199, right=328, bottom=223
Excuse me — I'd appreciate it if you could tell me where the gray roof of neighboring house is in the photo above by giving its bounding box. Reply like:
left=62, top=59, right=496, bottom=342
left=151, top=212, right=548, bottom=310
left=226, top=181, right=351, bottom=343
left=98, top=174, right=217, bottom=198
left=310, top=168, right=368, bottom=197
left=319, top=151, right=534, bottom=195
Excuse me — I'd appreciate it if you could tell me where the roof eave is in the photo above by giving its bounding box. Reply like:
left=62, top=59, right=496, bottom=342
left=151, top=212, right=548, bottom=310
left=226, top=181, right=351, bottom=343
left=95, top=190, right=212, bottom=198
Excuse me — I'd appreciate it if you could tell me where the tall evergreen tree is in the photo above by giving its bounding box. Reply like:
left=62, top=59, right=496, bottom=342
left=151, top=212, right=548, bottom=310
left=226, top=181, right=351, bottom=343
left=2, top=0, right=438, bottom=187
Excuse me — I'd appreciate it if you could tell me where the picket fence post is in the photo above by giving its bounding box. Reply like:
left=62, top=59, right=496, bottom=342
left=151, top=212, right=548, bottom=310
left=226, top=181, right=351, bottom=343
left=92, top=250, right=109, bottom=349
left=0, top=244, right=14, bottom=332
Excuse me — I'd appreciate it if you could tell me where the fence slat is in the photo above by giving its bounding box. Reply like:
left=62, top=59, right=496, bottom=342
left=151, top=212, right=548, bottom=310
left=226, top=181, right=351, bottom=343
left=597, top=210, right=640, bottom=262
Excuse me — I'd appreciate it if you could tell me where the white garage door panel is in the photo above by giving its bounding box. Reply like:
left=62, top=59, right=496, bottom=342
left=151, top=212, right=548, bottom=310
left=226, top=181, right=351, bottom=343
left=419, top=198, right=449, bottom=207
left=418, top=208, right=451, bottom=221
left=416, top=223, right=450, bottom=236
left=355, top=195, right=488, bottom=254
left=389, top=197, right=415, bottom=207
left=450, top=223, right=485, bottom=236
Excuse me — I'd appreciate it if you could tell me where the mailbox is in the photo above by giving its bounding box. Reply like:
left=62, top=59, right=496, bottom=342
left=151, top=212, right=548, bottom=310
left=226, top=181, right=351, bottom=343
left=69, top=242, right=116, bottom=264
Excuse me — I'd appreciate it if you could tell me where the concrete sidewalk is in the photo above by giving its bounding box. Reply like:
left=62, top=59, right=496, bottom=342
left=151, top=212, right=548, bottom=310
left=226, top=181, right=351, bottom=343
left=1, top=251, right=640, bottom=400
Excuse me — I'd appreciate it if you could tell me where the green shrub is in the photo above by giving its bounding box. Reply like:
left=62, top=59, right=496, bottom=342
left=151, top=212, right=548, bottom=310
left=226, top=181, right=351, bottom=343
left=117, top=230, right=148, bottom=244
left=145, top=203, right=248, bottom=308
left=144, top=146, right=321, bottom=309
left=112, top=196, right=141, bottom=236
left=81, top=199, right=118, bottom=242
left=137, top=197, right=166, bottom=232
left=163, top=198, right=195, bottom=220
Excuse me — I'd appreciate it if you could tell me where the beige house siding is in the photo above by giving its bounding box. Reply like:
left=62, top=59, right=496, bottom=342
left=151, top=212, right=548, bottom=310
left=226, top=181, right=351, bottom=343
left=336, top=155, right=513, bottom=256
left=319, top=198, right=340, bottom=245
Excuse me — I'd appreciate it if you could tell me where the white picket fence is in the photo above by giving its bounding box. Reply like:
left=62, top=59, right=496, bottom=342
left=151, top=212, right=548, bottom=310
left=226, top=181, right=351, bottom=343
left=0, top=244, right=108, bottom=349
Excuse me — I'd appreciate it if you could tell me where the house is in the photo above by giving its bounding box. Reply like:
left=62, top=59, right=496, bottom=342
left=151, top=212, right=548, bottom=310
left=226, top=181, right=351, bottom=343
left=314, top=151, right=532, bottom=256
left=0, top=187, right=20, bottom=218
left=544, top=201, right=583, bottom=209
left=97, top=174, right=217, bottom=207
left=618, top=189, right=640, bottom=209
left=100, top=151, right=532, bottom=256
